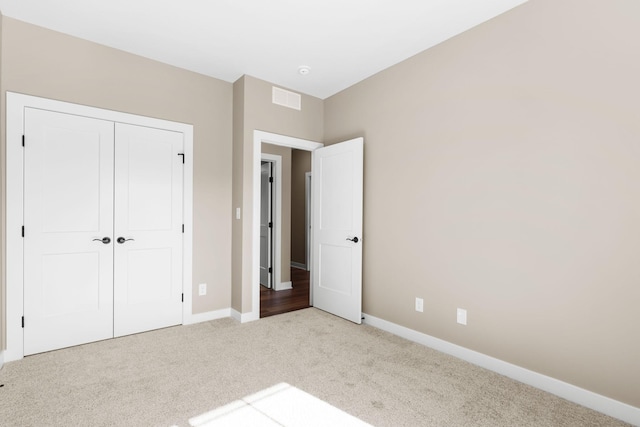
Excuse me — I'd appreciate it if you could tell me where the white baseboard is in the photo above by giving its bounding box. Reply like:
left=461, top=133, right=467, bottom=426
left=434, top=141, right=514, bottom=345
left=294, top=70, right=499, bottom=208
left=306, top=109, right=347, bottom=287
left=290, top=262, right=307, bottom=270
left=184, top=308, right=231, bottom=325
left=275, top=281, right=292, bottom=291
left=231, top=309, right=259, bottom=323
left=362, top=313, right=640, bottom=426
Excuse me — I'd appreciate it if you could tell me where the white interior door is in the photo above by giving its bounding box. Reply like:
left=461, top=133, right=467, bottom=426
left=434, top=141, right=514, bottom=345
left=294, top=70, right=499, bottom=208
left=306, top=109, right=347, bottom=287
left=260, top=162, right=273, bottom=288
left=113, top=123, right=184, bottom=337
left=312, top=137, right=363, bottom=324
left=23, top=108, right=115, bottom=355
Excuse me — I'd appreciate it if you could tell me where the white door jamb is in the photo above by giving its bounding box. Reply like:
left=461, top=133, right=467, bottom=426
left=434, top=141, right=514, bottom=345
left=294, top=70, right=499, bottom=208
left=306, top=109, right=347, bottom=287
left=305, top=172, right=312, bottom=271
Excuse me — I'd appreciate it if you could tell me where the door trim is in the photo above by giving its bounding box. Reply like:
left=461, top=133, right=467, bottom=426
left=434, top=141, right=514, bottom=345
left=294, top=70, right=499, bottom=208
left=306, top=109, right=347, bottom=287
left=5, top=92, right=194, bottom=362
left=305, top=172, right=312, bottom=271
left=249, top=131, right=323, bottom=322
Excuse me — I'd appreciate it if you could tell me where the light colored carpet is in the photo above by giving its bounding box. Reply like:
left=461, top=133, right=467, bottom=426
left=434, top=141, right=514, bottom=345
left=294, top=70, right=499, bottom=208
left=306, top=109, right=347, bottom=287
left=0, top=308, right=630, bottom=426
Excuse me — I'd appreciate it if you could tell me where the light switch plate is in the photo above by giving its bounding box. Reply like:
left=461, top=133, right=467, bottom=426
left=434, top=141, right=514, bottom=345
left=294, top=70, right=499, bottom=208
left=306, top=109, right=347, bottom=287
left=457, top=308, right=467, bottom=325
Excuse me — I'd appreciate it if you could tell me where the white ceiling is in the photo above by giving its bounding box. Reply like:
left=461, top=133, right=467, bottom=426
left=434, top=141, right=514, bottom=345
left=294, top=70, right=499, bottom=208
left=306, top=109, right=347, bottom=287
left=0, top=0, right=528, bottom=99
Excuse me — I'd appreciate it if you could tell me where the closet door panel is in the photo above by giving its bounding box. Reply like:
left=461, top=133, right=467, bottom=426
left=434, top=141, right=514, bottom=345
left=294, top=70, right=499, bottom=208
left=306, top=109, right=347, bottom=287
left=23, top=108, right=115, bottom=355
left=113, top=123, right=184, bottom=337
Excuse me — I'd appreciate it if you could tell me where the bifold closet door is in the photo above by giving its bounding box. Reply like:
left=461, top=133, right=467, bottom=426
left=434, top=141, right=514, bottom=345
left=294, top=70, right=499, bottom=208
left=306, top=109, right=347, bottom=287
left=113, top=123, right=184, bottom=337
left=23, top=108, right=115, bottom=356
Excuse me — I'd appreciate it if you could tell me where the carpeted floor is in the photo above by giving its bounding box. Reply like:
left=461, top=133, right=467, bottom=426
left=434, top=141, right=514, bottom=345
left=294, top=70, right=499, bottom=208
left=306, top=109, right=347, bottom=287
left=0, top=308, right=630, bottom=426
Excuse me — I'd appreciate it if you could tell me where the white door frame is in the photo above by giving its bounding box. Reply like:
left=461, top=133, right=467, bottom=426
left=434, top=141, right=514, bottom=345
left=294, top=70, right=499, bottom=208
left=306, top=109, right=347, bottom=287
left=250, top=131, right=323, bottom=321
left=260, top=153, right=283, bottom=290
left=305, top=172, right=312, bottom=271
left=5, top=92, right=194, bottom=362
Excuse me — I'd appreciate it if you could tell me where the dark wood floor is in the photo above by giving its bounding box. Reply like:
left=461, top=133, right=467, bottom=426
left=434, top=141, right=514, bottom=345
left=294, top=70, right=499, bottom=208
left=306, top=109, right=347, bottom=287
left=260, top=267, right=310, bottom=318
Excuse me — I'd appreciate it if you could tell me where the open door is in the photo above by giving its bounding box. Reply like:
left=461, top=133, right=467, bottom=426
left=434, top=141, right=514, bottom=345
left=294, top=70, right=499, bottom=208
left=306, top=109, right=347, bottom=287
left=260, top=161, right=274, bottom=288
left=312, top=137, right=363, bottom=324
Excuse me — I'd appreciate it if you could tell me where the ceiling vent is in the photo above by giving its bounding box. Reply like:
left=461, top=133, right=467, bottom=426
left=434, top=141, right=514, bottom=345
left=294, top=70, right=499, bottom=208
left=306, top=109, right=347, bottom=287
left=272, top=87, right=301, bottom=111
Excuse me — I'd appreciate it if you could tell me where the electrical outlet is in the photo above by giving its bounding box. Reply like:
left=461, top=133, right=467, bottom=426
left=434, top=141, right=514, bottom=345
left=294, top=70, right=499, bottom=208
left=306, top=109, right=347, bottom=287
left=457, top=308, right=467, bottom=325
left=415, top=297, right=424, bottom=313
left=198, top=283, right=207, bottom=296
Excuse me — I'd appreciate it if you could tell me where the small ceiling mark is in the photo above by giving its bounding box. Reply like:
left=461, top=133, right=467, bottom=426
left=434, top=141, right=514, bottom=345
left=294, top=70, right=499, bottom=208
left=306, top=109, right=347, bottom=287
left=298, top=66, right=311, bottom=76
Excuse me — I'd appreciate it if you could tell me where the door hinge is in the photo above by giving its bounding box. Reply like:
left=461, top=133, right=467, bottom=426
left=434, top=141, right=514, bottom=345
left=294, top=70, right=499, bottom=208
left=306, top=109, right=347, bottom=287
left=181, top=293, right=184, bottom=302
left=182, top=224, right=185, bottom=233
left=268, top=222, right=273, bottom=228
left=269, top=177, right=273, bottom=183
left=22, top=135, right=25, bottom=147
left=178, top=153, right=185, bottom=164
left=22, top=316, right=25, bottom=328
left=22, top=226, right=25, bottom=237
left=268, top=267, right=272, bottom=273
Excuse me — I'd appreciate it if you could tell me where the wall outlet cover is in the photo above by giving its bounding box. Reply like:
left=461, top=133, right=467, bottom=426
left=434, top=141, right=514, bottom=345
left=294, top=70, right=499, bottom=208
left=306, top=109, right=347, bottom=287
left=415, top=297, right=424, bottom=312
left=198, top=283, right=207, bottom=296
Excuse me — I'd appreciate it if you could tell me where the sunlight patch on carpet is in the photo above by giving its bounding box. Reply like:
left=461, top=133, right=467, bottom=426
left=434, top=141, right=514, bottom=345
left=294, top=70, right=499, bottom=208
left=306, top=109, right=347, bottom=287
left=188, top=382, right=372, bottom=427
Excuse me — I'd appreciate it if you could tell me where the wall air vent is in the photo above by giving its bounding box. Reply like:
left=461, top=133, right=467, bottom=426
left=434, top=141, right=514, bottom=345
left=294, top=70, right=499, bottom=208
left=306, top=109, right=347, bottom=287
left=272, top=86, right=301, bottom=111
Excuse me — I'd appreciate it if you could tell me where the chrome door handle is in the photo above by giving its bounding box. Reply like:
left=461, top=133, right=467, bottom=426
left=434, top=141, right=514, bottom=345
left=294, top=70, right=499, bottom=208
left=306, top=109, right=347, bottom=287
left=346, top=237, right=359, bottom=243
left=93, top=237, right=111, bottom=244
left=117, top=237, right=135, bottom=244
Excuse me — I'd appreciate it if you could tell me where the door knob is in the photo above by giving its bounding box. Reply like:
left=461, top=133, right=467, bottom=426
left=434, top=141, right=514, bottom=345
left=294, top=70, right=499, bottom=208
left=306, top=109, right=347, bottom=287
left=93, top=237, right=111, bottom=244
left=117, top=237, right=135, bottom=244
left=346, top=236, right=359, bottom=243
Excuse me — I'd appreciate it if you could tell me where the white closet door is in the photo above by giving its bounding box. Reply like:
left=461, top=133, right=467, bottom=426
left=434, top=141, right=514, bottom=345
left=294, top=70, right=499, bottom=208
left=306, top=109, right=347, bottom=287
left=23, top=108, right=115, bottom=355
left=113, top=123, right=184, bottom=337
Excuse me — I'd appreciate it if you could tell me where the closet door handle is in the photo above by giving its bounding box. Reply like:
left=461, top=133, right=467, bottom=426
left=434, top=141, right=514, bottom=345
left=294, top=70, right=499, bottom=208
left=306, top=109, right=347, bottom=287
left=93, top=237, right=111, bottom=244
left=117, top=237, right=135, bottom=244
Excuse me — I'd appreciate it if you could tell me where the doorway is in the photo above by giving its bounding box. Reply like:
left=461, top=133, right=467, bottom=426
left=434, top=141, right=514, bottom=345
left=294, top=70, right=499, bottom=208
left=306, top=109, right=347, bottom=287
left=250, top=130, right=364, bottom=325
left=259, top=146, right=311, bottom=317
left=251, top=131, right=323, bottom=321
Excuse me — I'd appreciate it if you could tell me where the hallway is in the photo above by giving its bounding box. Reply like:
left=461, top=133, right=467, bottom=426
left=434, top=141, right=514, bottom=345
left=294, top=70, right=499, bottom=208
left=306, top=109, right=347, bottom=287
left=260, top=268, right=310, bottom=318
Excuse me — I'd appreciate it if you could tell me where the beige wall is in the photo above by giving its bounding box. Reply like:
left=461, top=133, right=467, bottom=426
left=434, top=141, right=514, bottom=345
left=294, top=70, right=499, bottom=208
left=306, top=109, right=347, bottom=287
left=324, top=0, right=640, bottom=407
left=231, top=77, right=245, bottom=311
left=232, top=75, right=323, bottom=312
left=262, top=143, right=291, bottom=284
left=0, top=17, right=233, bottom=346
left=291, top=150, right=311, bottom=265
